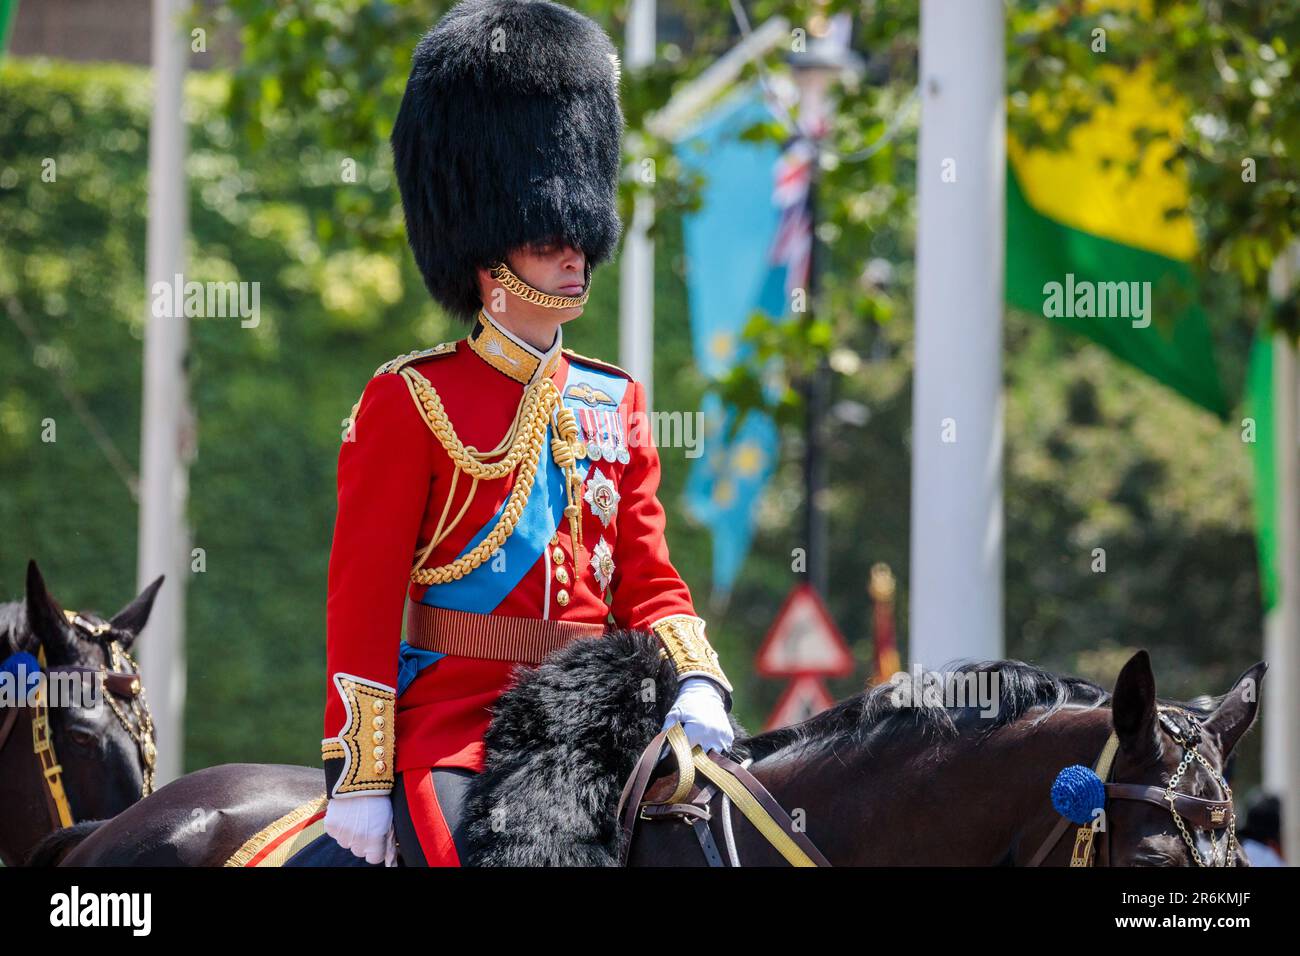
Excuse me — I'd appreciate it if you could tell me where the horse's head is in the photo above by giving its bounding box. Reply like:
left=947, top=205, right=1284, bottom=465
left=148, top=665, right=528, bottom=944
left=1, top=560, right=163, bottom=851
left=1044, top=650, right=1264, bottom=867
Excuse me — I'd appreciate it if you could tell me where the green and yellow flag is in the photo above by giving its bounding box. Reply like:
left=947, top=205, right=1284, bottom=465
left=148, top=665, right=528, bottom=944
left=1247, top=332, right=1281, bottom=612
left=1006, top=56, right=1228, bottom=417
left=0, top=1, right=19, bottom=59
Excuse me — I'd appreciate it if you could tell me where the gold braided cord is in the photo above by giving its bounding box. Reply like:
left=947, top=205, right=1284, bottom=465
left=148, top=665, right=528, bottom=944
left=411, top=434, right=543, bottom=584
left=490, top=261, right=590, bottom=309
left=551, top=404, right=586, bottom=559
left=400, top=367, right=549, bottom=480
left=411, top=467, right=478, bottom=571
left=404, top=373, right=563, bottom=585
left=403, top=373, right=486, bottom=568
left=431, top=470, right=476, bottom=551
left=399, top=358, right=592, bottom=585
left=427, top=385, right=526, bottom=553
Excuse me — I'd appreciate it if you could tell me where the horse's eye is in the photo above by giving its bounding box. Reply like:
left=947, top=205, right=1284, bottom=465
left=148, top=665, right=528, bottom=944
left=67, top=727, right=97, bottom=747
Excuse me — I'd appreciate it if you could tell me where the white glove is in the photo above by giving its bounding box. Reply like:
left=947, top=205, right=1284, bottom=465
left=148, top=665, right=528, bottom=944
left=661, top=676, right=734, bottom=754
left=323, top=794, right=397, bottom=866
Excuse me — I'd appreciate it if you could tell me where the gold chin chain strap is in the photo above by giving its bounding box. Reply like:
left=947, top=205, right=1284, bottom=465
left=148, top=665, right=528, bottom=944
left=490, top=261, right=590, bottom=309
left=402, top=368, right=588, bottom=584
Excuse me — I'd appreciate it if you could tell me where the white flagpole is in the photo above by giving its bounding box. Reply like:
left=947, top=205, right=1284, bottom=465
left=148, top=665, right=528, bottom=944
left=137, top=0, right=191, bottom=786
left=909, top=0, right=1006, bottom=669
left=1264, top=244, right=1300, bottom=863
left=621, top=0, right=656, bottom=409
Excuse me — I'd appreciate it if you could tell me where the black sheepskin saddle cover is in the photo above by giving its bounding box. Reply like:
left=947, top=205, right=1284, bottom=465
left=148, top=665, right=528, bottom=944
left=460, top=628, right=748, bottom=866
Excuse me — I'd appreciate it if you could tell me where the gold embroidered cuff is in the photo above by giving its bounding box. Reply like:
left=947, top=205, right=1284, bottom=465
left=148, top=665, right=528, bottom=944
left=650, top=614, right=733, bottom=694
left=323, top=673, right=396, bottom=797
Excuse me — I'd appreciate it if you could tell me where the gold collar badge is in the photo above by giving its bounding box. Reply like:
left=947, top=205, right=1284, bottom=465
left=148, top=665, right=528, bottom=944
left=468, top=308, right=563, bottom=386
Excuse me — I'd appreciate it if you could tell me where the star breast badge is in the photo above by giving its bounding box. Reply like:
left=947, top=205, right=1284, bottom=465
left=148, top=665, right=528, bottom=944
left=582, top=467, right=620, bottom=528
left=591, top=536, right=615, bottom=594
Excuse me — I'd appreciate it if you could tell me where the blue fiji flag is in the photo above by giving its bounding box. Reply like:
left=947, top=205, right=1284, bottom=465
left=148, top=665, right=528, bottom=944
left=675, top=83, right=809, bottom=600
left=683, top=392, right=779, bottom=601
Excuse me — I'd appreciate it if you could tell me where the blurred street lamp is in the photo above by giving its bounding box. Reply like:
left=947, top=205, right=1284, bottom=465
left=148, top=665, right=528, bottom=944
left=782, top=10, right=864, bottom=600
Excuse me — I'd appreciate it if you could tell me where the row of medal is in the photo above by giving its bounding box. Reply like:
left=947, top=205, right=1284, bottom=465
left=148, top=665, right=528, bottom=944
left=574, top=407, right=630, bottom=464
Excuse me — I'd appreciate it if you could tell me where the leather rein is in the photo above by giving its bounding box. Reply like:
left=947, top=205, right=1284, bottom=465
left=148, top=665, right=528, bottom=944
left=1027, top=706, right=1238, bottom=867
left=0, top=609, right=156, bottom=831
left=616, top=724, right=831, bottom=867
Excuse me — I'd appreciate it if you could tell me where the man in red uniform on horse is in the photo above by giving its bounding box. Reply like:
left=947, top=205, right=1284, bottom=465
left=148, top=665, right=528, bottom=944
left=319, top=0, right=734, bottom=866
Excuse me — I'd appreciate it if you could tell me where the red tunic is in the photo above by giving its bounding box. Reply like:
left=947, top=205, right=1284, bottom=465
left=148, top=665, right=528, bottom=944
left=321, top=317, right=702, bottom=788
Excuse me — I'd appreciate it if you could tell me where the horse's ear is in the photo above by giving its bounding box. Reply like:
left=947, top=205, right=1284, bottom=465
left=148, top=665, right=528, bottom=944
left=109, top=574, right=165, bottom=648
left=8, top=561, right=42, bottom=654
left=24, top=559, right=70, bottom=657
left=1202, top=661, right=1267, bottom=757
left=1111, top=650, right=1159, bottom=757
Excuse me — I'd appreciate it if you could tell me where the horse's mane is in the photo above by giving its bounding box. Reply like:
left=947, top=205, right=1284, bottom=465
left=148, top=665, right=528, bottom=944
left=739, top=659, right=1223, bottom=763
left=462, top=634, right=1225, bottom=865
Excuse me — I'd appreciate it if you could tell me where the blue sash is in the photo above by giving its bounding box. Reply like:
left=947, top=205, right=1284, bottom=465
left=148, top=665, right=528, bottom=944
left=417, top=360, right=630, bottom=615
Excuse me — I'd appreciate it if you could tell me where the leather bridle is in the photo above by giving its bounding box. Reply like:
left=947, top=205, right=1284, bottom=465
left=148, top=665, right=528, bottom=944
left=616, top=724, right=832, bottom=867
left=620, top=706, right=1236, bottom=868
left=1027, top=706, right=1237, bottom=867
left=0, top=609, right=156, bottom=832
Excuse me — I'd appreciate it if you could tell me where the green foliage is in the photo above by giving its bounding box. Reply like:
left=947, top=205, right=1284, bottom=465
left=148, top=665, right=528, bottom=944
left=0, top=57, right=753, bottom=761
left=1, top=0, right=1275, bottom=783
left=1008, top=0, right=1300, bottom=339
left=0, top=58, right=458, bottom=768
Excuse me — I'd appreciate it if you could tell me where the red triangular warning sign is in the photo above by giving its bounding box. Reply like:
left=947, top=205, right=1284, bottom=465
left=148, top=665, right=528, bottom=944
left=765, top=675, right=837, bottom=730
left=755, top=583, right=854, bottom=677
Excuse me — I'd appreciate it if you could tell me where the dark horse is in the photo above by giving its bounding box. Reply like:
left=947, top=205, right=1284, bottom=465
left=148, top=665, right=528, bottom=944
left=1, top=560, right=163, bottom=866
left=28, top=629, right=1262, bottom=866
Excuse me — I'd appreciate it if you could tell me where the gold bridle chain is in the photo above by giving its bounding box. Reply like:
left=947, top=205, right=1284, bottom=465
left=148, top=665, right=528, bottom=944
left=490, top=261, right=590, bottom=309
left=59, top=610, right=157, bottom=798
left=102, top=641, right=157, bottom=797
left=1164, top=738, right=1237, bottom=867
left=401, top=369, right=585, bottom=585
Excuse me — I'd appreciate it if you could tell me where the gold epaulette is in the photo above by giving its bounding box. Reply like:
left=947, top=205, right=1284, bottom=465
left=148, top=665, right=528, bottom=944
left=561, top=347, right=633, bottom=381
left=344, top=343, right=458, bottom=442
left=373, top=341, right=457, bottom=377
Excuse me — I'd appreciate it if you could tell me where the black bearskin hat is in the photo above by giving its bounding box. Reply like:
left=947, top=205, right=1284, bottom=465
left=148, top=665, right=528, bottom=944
left=391, top=0, right=625, bottom=321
